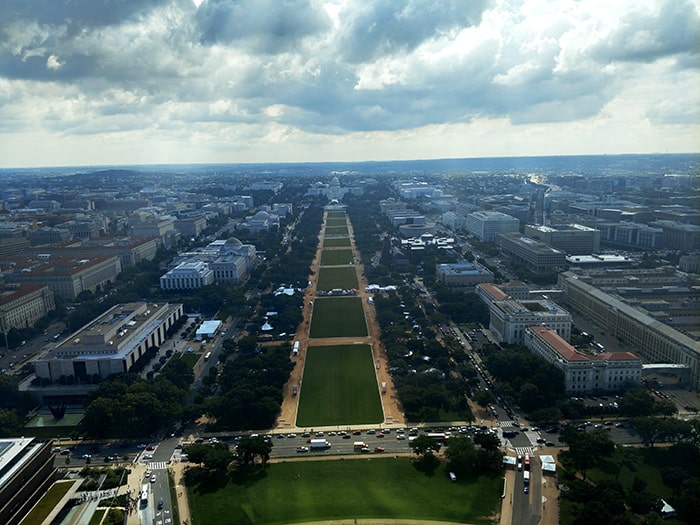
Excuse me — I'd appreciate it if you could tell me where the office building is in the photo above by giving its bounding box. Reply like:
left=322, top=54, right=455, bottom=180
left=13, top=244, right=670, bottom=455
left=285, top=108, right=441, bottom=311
left=476, top=282, right=572, bottom=344
left=0, top=284, right=55, bottom=333
left=524, top=325, right=642, bottom=394
left=558, top=271, right=700, bottom=389
left=436, top=262, right=494, bottom=287
left=465, top=211, right=520, bottom=241
left=496, top=232, right=567, bottom=271
left=524, top=224, right=600, bottom=255
left=34, top=302, right=183, bottom=385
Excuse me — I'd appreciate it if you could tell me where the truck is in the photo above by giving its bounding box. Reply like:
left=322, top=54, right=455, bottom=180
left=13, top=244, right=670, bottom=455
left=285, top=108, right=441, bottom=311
left=310, top=439, right=331, bottom=449
left=292, top=341, right=300, bottom=356
left=381, top=382, right=387, bottom=394
left=354, top=441, right=368, bottom=450
left=523, top=470, right=530, bottom=484
left=204, top=351, right=211, bottom=360
left=524, top=452, right=531, bottom=470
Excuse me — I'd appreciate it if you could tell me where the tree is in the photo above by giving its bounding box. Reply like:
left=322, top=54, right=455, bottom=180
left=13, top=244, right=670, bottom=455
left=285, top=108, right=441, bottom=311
left=236, top=435, right=273, bottom=465
left=444, top=436, right=477, bottom=477
left=183, top=443, right=209, bottom=465
left=473, top=431, right=500, bottom=451
left=473, top=390, right=494, bottom=408
left=560, top=427, right=615, bottom=479
left=410, top=435, right=441, bottom=457
left=203, top=443, right=234, bottom=471
left=619, top=388, right=655, bottom=417
left=615, top=445, right=640, bottom=480
left=0, top=408, right=21, bottom=437
left=632, top=417, right=665, bottom=448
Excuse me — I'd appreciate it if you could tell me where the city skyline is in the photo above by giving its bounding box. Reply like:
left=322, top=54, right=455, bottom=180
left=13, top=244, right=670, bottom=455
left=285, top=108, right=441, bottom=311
left=1, top=0, right=699, bottom=168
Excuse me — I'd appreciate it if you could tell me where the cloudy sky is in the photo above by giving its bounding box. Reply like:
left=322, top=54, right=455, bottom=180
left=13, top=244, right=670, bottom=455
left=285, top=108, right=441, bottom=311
left=0, top=0, right=698, bottom=168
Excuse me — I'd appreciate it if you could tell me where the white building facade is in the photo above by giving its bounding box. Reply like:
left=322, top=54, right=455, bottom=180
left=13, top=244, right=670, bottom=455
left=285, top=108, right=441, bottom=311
left=524, top=325, right=642, bottom=394
left=465, top=211, right=520, bottom=241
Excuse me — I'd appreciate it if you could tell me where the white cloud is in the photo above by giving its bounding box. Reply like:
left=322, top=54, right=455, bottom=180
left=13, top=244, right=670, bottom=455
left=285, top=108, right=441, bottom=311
left=46, top=54, right=63, bottom=70
left=0, top=0, right=697, bottom=167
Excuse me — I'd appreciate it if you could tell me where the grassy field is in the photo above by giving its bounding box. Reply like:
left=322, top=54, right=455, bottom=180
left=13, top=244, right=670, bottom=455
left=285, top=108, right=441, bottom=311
left=327, top=211, right=346, bottom=218
left=326, top=218, right=347, bottom=226
left=316, top=266, right=359, bottom=291
left=309, top=297, right=367, bottom=338
left=323, top=238, right=351, bottom=247
left=178, top=352, right=201, bottom=370
left=320, top=249, right=354, bottom=266
left=325, top=225, right=349, bottom=235
left=296, top=344, right=382, bottom=426
left=188, top=458, right=501, bottom=525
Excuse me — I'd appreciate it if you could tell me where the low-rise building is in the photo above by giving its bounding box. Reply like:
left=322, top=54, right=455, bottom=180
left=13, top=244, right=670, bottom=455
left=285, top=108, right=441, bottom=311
left=465, top=211, right=520, bottom=241
left=3, top=254, right=122, bottom=300
left=524, top=223, right=600, bottom=255
left=476, top=282, right=572, bottom=344
left=436, top=262, right=493, bottom=287
left=160, top=261, right=214, bottom=290
left=524, top=325, right=642, bottom=394
left=0, top=284, right=55, bottom=332
left=34, top=302, right=183, bottom=385
left=558, top=271, right=700, bottom=389
left=496, top=232, right=567, bottom=271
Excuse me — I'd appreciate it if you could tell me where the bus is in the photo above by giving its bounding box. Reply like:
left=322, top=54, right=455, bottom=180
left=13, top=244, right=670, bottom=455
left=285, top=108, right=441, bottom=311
left=524, top=452, right=531, bottom=470
left=140, top=483, right=149, bottom=506
left=427, top=432, right=448, bottom=444
left=204, top=351, right=211, bottom=360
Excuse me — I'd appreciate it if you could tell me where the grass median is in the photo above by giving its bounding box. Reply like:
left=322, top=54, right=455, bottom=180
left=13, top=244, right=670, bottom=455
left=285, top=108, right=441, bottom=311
left=296, top=344, right=382, bottom=426
left=309, top=297, right=367, bottom=338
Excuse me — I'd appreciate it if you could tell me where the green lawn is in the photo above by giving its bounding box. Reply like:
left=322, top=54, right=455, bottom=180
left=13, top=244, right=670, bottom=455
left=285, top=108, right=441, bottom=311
left=326, top=218, right=347, bottom=227
left=296, top=344, right=382, bottom=426
left=587, top=446, right=699, bottom=501
left=325, top=225, right=349, bottom=235
left=326, top=211, right=346, bottom=219
left=316, top=266, right=359, bottom=291
left=188, top=458, right=502, bottom=525
left=323, top=238, right=351, bottom=247
left=178, top=352, right=201, bottom=370
left=320, top=249, right=354, bottom=266
left=309, top=297, right=367, bottom=338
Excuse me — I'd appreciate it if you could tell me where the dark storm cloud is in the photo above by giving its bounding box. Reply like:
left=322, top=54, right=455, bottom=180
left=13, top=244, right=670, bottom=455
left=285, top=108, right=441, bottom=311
left=0, top=0, right=176, bottom=30
left=195, top=0, right=331, bottom=53
left=337, top=0, right=492, bottom=63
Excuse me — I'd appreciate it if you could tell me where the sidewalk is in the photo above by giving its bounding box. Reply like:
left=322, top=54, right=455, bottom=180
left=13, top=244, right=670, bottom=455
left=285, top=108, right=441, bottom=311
left=123, top=463, right=147, bottom=525
left=171, top=462, right=193, bottom=525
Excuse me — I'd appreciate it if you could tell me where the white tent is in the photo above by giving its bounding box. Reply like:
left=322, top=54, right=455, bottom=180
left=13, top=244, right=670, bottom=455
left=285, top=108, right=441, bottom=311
left=196, top=320, right=222, bottom=340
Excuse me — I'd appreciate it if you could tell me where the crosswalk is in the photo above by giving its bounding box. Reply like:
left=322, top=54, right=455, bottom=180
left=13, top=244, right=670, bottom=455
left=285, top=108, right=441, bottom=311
left=513, top=446, right=533, bottom=456
left=149, top=461, right=168, bottom=470
left=498, top=420, right=518, bottom=428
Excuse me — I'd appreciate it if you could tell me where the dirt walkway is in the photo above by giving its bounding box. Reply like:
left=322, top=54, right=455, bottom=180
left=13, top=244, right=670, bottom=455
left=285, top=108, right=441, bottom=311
left=277, top=209, right=404, bottom=431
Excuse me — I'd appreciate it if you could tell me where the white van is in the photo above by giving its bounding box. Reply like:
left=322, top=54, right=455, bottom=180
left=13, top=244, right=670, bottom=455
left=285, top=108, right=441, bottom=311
left=449, top=472, right=457, bottom=482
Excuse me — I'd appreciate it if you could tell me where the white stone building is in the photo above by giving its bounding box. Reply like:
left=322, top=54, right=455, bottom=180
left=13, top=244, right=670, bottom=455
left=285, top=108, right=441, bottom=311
left=524, top=325, right=642, bottom=394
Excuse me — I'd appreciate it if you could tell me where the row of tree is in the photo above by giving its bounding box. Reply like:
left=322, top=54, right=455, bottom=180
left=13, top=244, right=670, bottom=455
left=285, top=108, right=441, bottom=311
left=206, top=343, right=294, bottom=430
left=81, top=373, right=188, bottom=438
